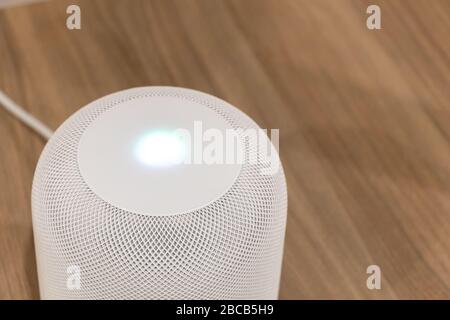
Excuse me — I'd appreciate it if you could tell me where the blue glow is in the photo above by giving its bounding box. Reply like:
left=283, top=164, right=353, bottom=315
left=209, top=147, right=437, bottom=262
left=135, top=131, right=185, bottom=167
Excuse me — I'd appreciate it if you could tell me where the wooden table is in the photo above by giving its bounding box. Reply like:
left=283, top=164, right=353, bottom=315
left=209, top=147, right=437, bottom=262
left=1, top=0, right=449, bottom=299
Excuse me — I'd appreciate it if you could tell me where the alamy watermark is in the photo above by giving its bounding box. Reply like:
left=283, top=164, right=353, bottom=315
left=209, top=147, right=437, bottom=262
left=135, top=121, right=281, bottom=176
left=66, top=265, right=81, bottom=290
left=66, top=5, right=81, bottom=30
left=366, top=5, right=381, bottom=30
left=366, top=265, right=381, bottom=290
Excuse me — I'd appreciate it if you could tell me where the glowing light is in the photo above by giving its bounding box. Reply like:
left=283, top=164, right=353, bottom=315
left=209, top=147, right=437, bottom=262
left=135, top=131, right=185, bottom=167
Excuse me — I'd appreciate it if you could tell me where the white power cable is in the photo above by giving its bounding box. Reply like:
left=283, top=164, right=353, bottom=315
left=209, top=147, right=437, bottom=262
left=0, top=89, right=53, bottom=140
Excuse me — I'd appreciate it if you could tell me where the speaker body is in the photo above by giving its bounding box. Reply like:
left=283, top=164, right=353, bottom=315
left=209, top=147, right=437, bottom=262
left=32, top=87, right=287, bottom=299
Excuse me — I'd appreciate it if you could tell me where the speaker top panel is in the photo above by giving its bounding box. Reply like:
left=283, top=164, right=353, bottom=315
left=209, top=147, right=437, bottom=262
left=77, top=91, right=243, bottom=216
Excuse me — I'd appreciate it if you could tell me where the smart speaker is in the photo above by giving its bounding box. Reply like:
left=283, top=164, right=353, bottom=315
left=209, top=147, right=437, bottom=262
left=32, top=87, right=287, bottom=299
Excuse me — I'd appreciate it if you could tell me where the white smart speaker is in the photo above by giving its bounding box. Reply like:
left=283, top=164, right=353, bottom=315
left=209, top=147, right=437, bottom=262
left=32, top=87, right=287, bottom=299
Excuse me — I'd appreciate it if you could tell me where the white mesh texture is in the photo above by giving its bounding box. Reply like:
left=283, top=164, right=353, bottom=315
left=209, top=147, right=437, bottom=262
left=32, top=87, right=287, bottom=300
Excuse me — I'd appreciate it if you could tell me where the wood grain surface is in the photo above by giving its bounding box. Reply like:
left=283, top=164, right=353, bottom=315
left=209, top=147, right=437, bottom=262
left=1, top=0, right=450, bottom=299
